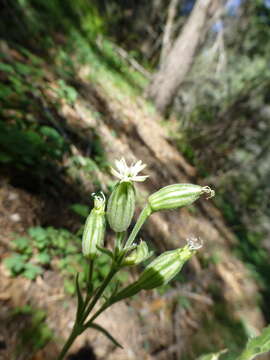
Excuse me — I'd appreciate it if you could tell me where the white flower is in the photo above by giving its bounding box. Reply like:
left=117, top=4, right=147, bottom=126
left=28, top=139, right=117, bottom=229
left=111, top=158, right=149, bottom=183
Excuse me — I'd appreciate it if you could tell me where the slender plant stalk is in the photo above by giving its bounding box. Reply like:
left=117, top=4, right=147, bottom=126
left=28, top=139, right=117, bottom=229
left=56, top=325, right=80, bottom=360
left=56, top=264, right=119, bottom=360
left=86, top=259, right=94, bottom=295
left=86, top=281, right=142, bottom=326
left=81, top=266, right=118, bottom=323
left=115, top=231, right=126, bottom=251
left=124, top=205, right=151, bottom=249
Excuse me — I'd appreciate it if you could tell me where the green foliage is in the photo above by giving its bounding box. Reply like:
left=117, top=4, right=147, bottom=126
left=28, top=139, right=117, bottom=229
left=0, top=121, right=67, bottom=173
left=0, top=52, right=69, bottom=174
left=0, top=0, right=106, bottom=47
left=23, top=263, right=43, bottom=280
left=197, top=325, right=270, bottom=360
left=56, top=29, right=147, bottom=98
left=0, top=0, right=147, bottom=99
left=215, top=184, right=270, bottom=317
left=12, top=305, right=53, bottom=352
left=67, top=155, right=107, bottom=187
left=236, top=325, right=270, bottom=360
left=4, top=226, right=129, bottom=295
left=174, top=4, right=270, bottom=320
left=55, top=79, right=77, bottom=105
left=0, top=55, right=45, bottom=108
left=170, top=5, right=270, bottom=292
left=36, top=252, right=51, bottom=264
left=4, top=254, right=27, bottom=275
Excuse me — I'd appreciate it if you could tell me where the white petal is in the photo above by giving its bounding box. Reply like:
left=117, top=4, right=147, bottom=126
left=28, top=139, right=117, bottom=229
left=111, top=158, right=149, bottom=182
left=131, top=175, right=149, bottom=182
left=111, top=167, right=122, bottom=179
left=131, top=161, right=146, bottom=176
left=115, top=159, right=124, bottom=173
left=121, top=158, right=128, bottom=169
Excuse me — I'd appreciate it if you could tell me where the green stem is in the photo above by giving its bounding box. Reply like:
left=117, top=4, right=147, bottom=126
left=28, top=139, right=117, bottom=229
left=85, top=303, right=109, bottom=326
left=57, top=264, right=119, bottom=359
left=124, top=205, right=152, bottom=249
left=56, top=325, right=79, bottom=360
left=86, top=258, right=94, bottom=295
left=85, top=281, right=142, bottom=326
left=82, top=266, right=118, bottom=323
left=115, top=231, right=126, bottom=251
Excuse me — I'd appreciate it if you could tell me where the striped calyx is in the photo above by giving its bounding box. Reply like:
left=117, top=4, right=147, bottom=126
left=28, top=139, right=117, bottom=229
left=109, top=240, right=202, bottom=304
left=123, top=240, right=152, bottom=267
left=82, top=193, right=106, bottom=259
left=136, top=244, right=198, bottom=290
left=107, top=181, right=135, bottom=232
left=148, top=184, right=215, bottom=212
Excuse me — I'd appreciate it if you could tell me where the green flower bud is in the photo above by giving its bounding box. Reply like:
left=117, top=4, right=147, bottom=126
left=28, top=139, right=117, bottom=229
left=82, top=193, right=106, bottom=259
left=122, top=240, right=153, bottom=267
left=136, top=238, right=202, bottom=290
left=148, top=184, right=215, bottom=212
left=107, top=181, right=135, bottom=232
left=109, top=238, right=202, bottom=304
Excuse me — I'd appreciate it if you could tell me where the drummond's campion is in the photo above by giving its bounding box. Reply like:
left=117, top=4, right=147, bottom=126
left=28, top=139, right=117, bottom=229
left=58, top=158, right=216, bottom=358
left=82, top=193, right=106, bottom=259
left=107, top=181, right=136, bottom=232
left=148, top=183, right=214, bottom=212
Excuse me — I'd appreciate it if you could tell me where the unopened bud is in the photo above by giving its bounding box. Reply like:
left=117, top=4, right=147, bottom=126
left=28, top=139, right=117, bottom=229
left=136, top=244, right=199, bottom=290
left=148, top=184, right=215, bottom=212
left=110, top=240, right=201, bottom=304
left=82, top=193, right=106, bottom=259
left=107, top=182, right=135, bottom=232
left=123, top=240, right=152, bottom=267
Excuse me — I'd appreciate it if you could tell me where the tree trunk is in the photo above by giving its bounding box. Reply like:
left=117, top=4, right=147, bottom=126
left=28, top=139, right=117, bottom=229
left=148, top=0, right=213, bottom=114
left=160, top=0, right=179, bottom=67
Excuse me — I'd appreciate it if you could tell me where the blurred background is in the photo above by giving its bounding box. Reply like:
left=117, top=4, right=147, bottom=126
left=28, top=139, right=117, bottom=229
left=0, top=0, right=270, bottom=359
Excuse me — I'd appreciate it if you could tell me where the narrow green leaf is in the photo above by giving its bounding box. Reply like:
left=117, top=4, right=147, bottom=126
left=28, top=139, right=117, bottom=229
left=86, top=322, right=123, bottom=348
left=110, top=280, right=121, bottom=298
left=70, top=203, right=89, bottom=218
left=96, top=245, right=113, bottom=258
left=75, top=273, right=84, bottom=319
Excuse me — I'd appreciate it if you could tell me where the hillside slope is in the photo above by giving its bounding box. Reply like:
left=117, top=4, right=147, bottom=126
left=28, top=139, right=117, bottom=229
left=0, top=37, right=267, bottom=360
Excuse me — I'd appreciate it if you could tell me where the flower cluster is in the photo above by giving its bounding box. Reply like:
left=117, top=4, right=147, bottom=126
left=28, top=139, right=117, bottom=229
left=58, top=157, right=216, bottom=359
left=85, top=157, right=215, bottom=285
